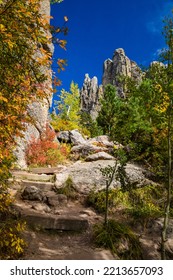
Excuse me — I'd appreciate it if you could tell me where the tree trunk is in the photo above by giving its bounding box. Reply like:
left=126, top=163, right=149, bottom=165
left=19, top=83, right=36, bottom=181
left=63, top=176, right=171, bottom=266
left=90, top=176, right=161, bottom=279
left=161, top=100, right=172, bottom=260
left=104, top=180, right=109, bottom=228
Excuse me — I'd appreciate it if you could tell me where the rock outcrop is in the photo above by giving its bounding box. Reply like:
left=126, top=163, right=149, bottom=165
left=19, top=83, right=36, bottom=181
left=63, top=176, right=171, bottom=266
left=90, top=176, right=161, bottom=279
left=80, top=74, right=103, bottom=120
left=54, top=160, right=156, bottom=195
left=80, top=48, right=142, bottom=119
left=102, top=48, right=142, bottom=97
left=15, top=0, right=53, bottom=169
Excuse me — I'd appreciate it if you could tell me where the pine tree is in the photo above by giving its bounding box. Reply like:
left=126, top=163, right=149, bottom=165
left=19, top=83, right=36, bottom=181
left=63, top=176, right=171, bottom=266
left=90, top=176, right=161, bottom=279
left=97, top=84, right=117, bottom=137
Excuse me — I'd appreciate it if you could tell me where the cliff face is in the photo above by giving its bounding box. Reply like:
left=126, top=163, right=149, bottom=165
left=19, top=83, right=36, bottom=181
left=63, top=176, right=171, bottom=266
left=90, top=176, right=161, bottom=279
left=80, top=48, right=142, bottom=119
left=15, top=0, right=53, bottom=168
left=102, top=48, right=142, bottom=97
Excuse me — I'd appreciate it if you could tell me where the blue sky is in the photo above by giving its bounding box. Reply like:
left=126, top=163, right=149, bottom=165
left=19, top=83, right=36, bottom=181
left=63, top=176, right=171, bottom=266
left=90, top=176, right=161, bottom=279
left=50, top=0, right=173, bottom=107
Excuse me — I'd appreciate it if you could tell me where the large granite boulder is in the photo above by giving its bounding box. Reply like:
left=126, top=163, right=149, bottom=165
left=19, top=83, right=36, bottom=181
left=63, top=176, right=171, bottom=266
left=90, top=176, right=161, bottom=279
left=71, top=144, right=108, bottom=157
left=88, top=135, right=114, bottom=148
left=69, top=130, right=86, bottom=145
left=55, top=160, right=155, bottom=195
left=69, top=132, right=115, bottom=159
left=57, top=129, right=86, bottom=145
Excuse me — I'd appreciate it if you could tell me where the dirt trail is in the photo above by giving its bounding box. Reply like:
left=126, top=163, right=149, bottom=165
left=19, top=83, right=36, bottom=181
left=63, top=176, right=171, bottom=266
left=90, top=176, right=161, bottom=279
left=22, top=227, right=115, bottom=260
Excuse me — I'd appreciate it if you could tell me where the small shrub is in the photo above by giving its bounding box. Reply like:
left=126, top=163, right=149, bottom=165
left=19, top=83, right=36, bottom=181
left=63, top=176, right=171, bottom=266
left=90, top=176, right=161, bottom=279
left=55, top=176, right=78, bottom=200
left=93, top=219, right=143, bottom=259
left=51, top=117, right=79, bottom=132
left=87, top=184, right=164, bottom=227
left=25, top=124, right=70, bottom=167
left=0, top=190, right=26, bottom=259
left=51, top=116, right=91, bottom=138
left=127, top=186, right=164, bottom=227
left=86, top=188, right=129, bottom=214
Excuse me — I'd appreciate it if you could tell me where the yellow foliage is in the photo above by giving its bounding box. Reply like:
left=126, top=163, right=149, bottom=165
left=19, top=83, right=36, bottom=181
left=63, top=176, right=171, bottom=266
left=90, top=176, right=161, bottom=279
left=154, top=91, right=170, bottom=113
left=0, top=220, right=26, bottom=259
left=0, top=0, right=65, bottom=259
left=52, top=117, right=79, bottom=132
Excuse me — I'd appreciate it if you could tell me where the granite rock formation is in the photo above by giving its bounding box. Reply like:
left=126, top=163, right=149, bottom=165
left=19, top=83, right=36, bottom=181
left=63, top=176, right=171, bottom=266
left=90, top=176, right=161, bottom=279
left=102, top=48, right=142, bottom=97
left=80, top=48, right=142, bottom=119
left=15, top=0, right=53, bottom=168
left=80, top=74, right=103, bottom=120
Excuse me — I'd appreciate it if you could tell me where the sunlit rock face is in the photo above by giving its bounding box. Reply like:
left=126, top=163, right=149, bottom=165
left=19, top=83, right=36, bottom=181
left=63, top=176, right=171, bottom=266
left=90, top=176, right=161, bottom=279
left=15, top=0, right=53, bottom=169
left=102, top=48, right=142, bottom=98
left=80, top=74, right=103, bottom=120
left=80, top=48, right=142, bottom=119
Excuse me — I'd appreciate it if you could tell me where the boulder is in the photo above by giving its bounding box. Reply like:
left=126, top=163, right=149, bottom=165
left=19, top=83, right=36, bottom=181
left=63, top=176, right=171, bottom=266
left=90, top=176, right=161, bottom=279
left=69, top=130, right=86, bottom=145
left=88, top=135, right=114, bottom=148
left=71, top=144, right=107, bottom=157
left=46, top=191, right=67, bottom=207
left=54, top=160, right=156, bottom=195
left=125, top=163, right=153, bottom=187
left=31, top=203, right=51, bottom=213
left=55, top=169, right=69, bottom=188
left=57, top=131, right=70, bottom=143
left=21, top=180, right=54, bottom=192
left=55, top=160, right=114, bottom=194
left=70, top=134, right=123, bottom=160
left=22, top=186, right=43, bottom=201
left=85, top=152, right=115, bottom=161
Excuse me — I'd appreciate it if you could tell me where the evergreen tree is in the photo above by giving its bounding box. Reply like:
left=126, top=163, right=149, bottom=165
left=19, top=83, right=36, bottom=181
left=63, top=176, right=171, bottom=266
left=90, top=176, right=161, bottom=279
left=97, top=84, right=117, bottom=137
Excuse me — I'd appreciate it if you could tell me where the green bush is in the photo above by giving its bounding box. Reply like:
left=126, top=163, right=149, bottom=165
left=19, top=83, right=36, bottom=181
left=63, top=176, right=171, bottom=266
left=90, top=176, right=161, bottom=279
left=87, top=185, right=164, bottom=227
left=127, top=185, right=164, bottom=227
left=86, top=188, right=129, bottom=213
left=55, top=176, right=78, bottom=200
left=93, top=219, right=143, bottom=259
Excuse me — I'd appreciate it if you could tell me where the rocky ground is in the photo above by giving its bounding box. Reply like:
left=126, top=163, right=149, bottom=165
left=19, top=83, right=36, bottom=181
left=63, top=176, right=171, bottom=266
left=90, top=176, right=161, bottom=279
left=21, top=211, right=115, bottom=260
left=10, top=167, right=173, bottom=260
left=9, top=131, right=173, bottom=260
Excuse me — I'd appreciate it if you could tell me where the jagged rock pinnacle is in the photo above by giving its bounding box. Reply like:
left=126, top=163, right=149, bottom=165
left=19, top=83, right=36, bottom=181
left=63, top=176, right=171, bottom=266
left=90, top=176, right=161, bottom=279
left=80, top=48, right=142, bottom=119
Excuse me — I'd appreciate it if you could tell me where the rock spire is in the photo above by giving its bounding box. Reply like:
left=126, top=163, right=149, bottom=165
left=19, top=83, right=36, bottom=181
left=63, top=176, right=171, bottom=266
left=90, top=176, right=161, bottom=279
left=80, top=74, right=103, bottom=120
left=80, top=48, right=142, bottom=119
left=102, top=48, right=142, bottom=97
